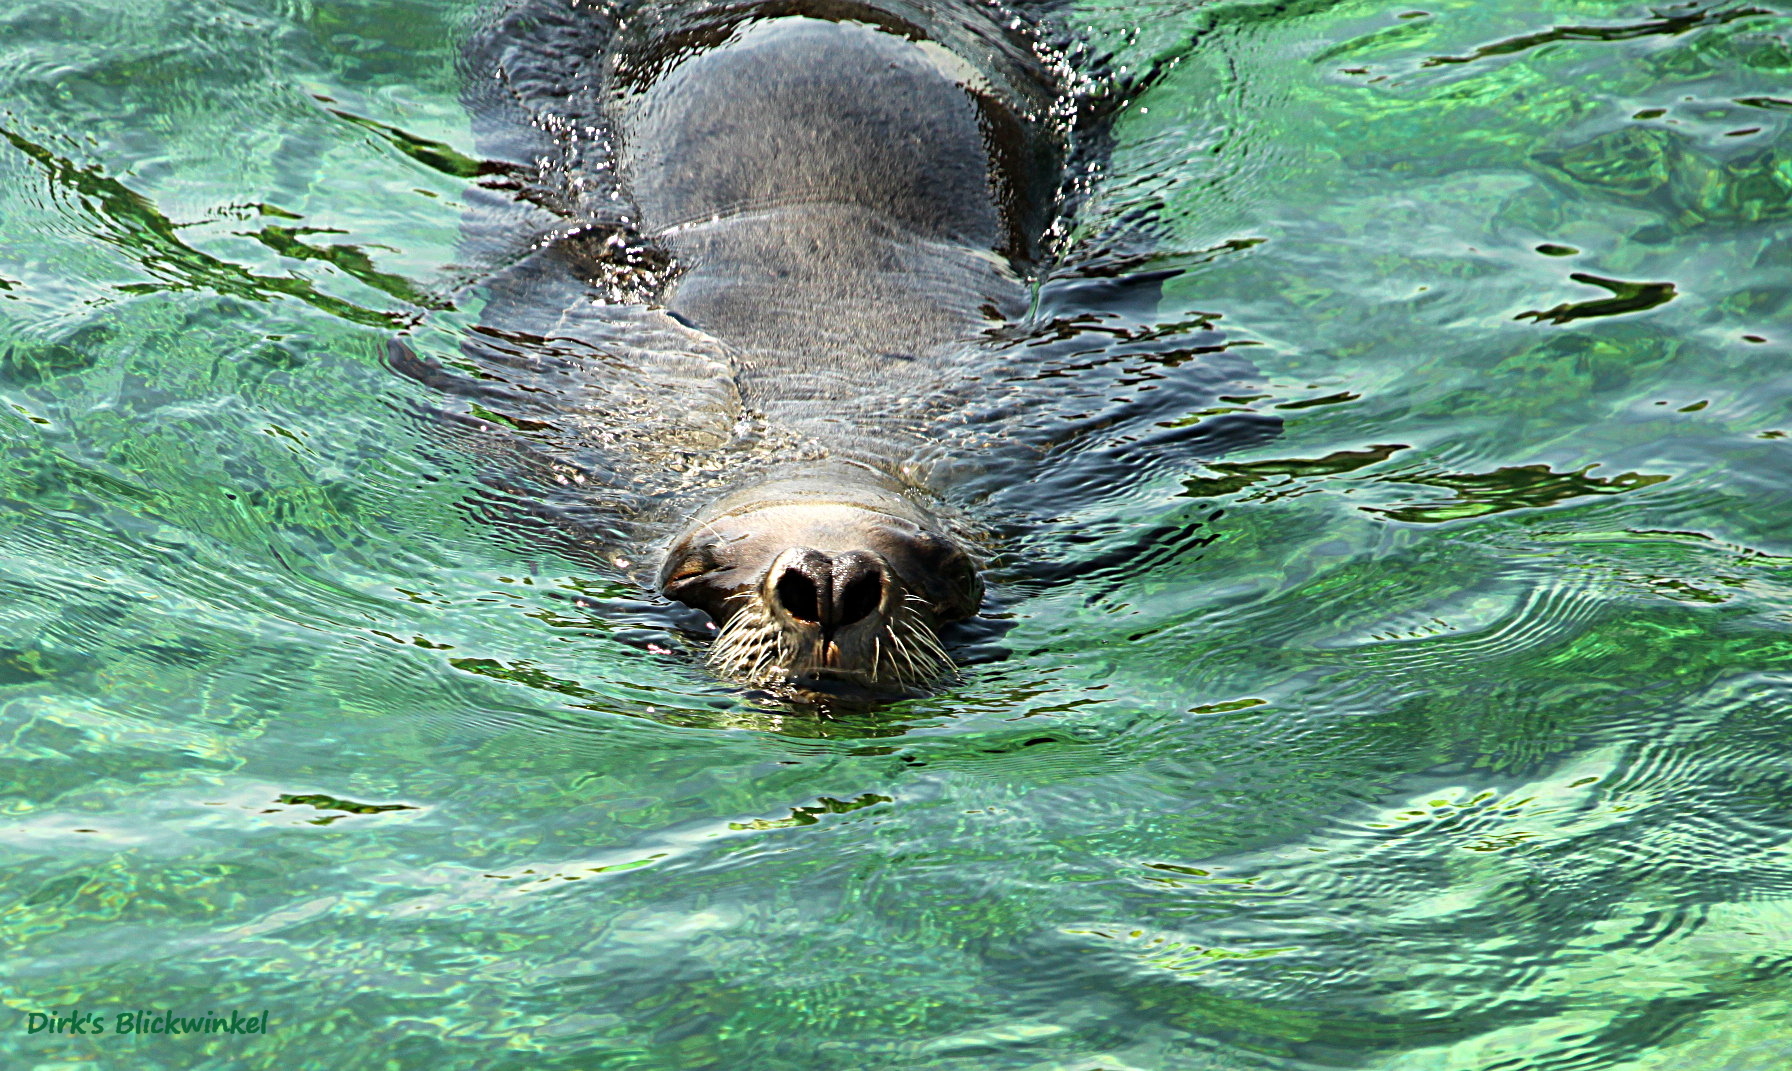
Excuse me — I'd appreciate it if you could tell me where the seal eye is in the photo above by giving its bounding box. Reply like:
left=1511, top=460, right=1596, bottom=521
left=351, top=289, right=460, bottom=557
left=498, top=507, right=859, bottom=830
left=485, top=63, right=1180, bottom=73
left=912, top=535, right=957, bottom=574
left=665, top=548, right=718, bottom=584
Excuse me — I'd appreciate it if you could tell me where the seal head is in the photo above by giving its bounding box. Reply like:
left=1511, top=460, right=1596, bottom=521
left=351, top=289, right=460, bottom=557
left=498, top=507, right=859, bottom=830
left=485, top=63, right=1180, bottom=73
left=659, top=477, right=981, bottom=693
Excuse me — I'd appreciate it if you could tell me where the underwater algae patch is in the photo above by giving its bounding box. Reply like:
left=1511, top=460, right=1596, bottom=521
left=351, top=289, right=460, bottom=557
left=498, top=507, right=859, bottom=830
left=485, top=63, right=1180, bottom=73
left=0, top=122, right=431, bottom=328
left=1516, top=273, right=1678, bottom=326
left=1365, top=463, right=1669, bottom=524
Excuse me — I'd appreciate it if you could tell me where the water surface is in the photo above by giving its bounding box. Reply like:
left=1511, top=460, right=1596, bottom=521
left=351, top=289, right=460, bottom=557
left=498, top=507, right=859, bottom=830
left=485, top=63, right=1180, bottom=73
left=4, top=0, right=1792, bottom=1068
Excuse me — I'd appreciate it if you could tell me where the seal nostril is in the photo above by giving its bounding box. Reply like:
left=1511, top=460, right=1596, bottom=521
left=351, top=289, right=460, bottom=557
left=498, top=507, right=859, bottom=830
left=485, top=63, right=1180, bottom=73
left=774, top=568, right=821, bottom=624
left=835, top=565, right=883, bottom=629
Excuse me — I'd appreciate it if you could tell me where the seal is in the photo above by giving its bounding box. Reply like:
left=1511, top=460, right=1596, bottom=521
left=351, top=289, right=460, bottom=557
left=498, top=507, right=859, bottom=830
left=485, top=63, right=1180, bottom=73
left=433, top=0, right=1274, bottom=704
left=598, top=2, right=1062, bottom=695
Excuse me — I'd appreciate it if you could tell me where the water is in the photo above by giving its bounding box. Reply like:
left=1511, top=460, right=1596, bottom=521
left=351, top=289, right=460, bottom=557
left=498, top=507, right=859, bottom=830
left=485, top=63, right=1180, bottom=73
left=3, top=0, right=1791, bottom=1067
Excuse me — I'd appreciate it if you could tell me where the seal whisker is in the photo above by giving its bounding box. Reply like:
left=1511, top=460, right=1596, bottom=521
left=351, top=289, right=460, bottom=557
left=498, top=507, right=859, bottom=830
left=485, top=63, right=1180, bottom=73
left=914, top=631, right=949, bottom=670
left=890, top=626, right=925, bottom=685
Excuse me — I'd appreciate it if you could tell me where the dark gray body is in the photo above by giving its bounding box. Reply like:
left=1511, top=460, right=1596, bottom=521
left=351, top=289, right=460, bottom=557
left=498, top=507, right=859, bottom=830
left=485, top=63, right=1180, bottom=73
left=418, top=0, right=1071, bottom=589
left=611, top=12, right=1045, bottom=465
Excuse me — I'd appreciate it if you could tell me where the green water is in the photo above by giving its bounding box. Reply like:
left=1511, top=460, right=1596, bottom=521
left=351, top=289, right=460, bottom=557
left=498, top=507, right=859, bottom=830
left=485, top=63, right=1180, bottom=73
left=5, top=0, right=1792, bottom=1067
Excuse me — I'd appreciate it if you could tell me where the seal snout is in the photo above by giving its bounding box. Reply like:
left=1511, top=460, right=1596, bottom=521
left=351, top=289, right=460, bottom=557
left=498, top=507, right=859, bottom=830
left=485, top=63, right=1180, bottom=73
left=768, top=547, right=888, bottom=636
left=660, top=490, right=980, bottom=694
